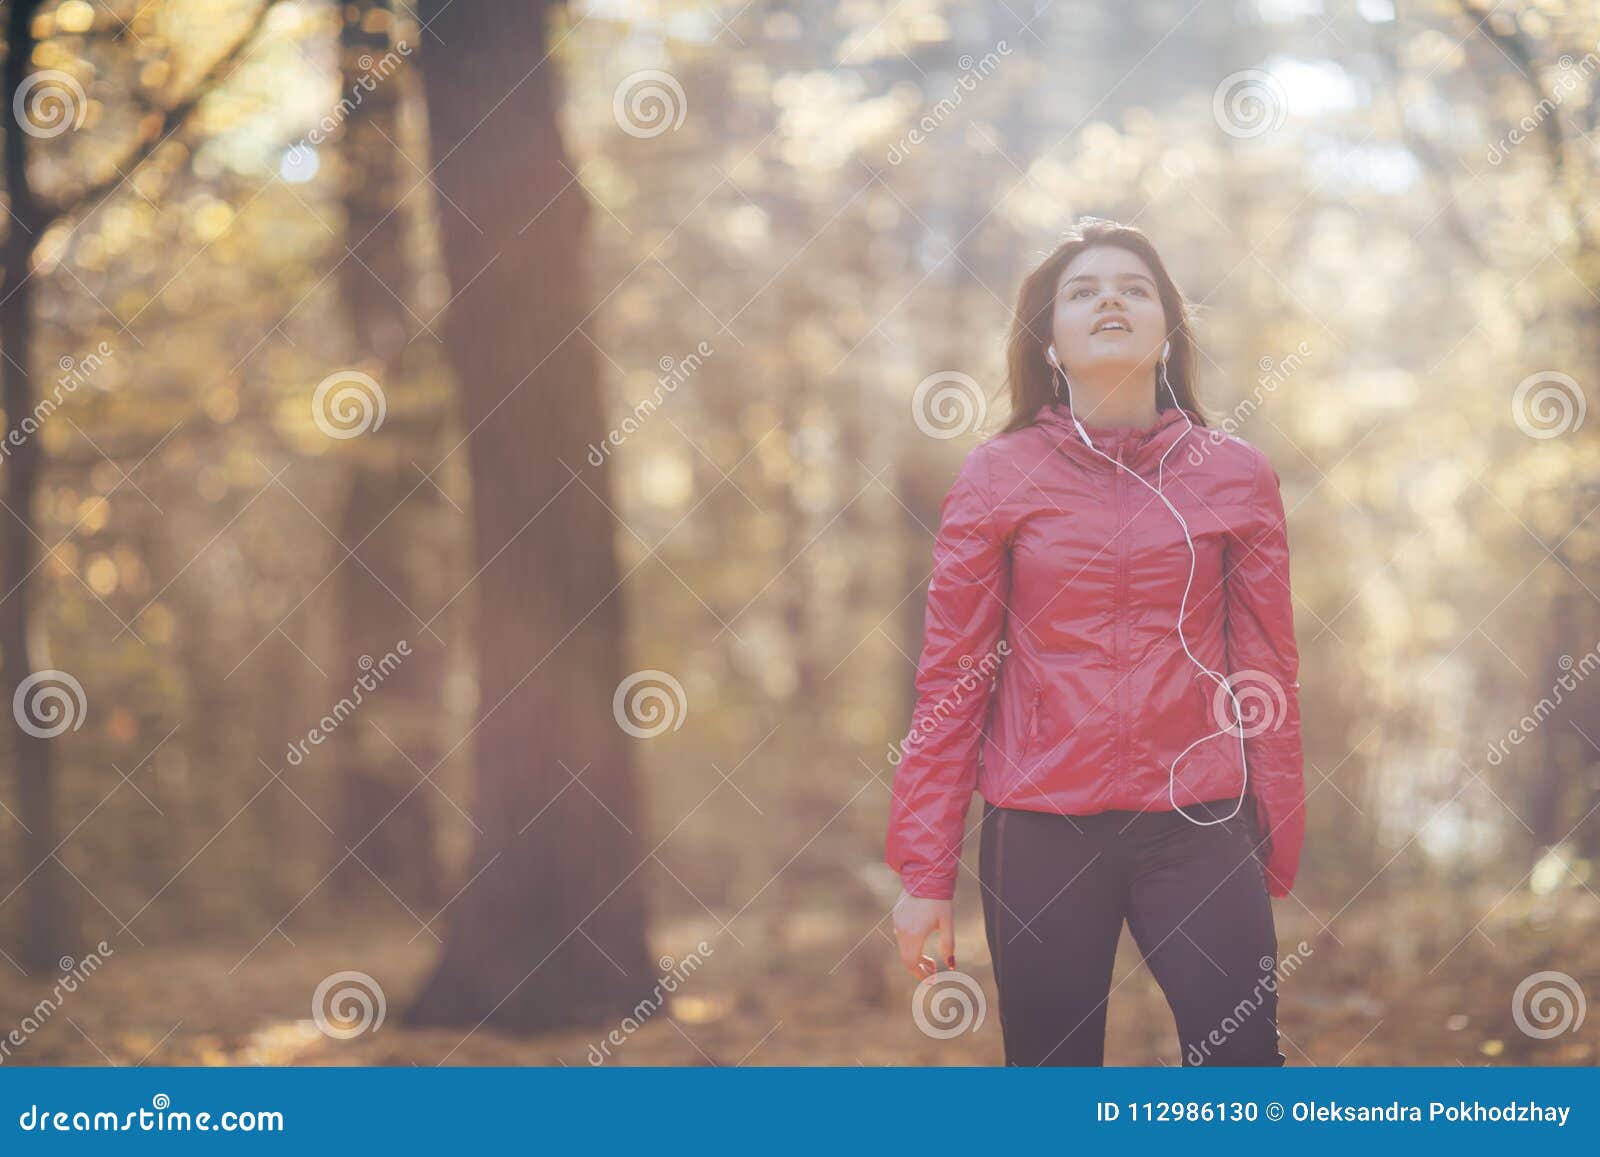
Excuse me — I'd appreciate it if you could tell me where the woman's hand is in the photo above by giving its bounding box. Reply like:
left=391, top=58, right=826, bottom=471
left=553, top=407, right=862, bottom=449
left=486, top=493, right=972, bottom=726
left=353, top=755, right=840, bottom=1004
left=893, top=888, right=955, bottom=980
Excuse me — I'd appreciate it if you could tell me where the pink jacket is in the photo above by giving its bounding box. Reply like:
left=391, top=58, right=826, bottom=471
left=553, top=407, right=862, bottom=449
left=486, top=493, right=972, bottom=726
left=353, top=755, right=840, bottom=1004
left=885, top=401, right=1305, bottom=900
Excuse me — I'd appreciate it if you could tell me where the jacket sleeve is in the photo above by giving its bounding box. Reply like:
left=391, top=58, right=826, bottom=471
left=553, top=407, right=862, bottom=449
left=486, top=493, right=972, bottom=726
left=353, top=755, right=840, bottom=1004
left=1224, top=451, right=1305, bottom=899
left=885, top=444, right=1011, bottom=900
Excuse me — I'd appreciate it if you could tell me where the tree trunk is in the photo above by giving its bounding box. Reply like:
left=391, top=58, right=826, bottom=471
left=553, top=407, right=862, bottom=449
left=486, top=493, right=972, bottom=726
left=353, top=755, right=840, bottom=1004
left=330, top=0, right=441, bottom=911
left=1, top=0, right=72, bottom=970
left=405, top=0, right=653, bottom=1031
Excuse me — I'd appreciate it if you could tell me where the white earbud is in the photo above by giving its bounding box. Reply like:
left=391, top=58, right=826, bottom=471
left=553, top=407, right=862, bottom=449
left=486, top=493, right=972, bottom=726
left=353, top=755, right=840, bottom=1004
left=1044, top=344, right=1097, bottom=448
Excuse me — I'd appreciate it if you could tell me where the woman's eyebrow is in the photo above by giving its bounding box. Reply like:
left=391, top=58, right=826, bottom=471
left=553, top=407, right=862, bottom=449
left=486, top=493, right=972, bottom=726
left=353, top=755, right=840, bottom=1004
left=1061, top=272, right=1156, bottom=287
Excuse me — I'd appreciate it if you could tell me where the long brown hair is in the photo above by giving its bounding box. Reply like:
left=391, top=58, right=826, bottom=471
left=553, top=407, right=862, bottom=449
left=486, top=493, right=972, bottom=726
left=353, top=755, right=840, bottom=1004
left=999, top=218, right=1210, bottom=435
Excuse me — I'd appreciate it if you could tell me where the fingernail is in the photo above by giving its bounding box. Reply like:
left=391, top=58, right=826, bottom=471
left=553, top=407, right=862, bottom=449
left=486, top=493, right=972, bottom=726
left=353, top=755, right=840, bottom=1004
left=945, top=954, right=956, bottom=969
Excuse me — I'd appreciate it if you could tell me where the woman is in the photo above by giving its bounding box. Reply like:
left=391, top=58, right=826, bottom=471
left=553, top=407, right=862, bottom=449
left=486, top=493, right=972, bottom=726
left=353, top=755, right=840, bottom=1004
left=886, top=218, right=1305, bottom=1067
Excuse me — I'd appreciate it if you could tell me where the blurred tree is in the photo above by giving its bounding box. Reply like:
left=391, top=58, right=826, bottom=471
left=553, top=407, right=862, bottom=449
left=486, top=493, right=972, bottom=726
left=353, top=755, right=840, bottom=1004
left=0, top=0, right=281, bottom=970
left=329, top=0, right=443, bottom=910
left=1, top=0, right=68, bottom=971
left=404, top=0, right=653, bottom=1031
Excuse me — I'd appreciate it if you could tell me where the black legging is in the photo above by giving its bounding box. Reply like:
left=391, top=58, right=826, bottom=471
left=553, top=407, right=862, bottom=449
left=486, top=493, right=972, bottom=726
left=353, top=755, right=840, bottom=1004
left=977, top=796, right=1287, bottom=1066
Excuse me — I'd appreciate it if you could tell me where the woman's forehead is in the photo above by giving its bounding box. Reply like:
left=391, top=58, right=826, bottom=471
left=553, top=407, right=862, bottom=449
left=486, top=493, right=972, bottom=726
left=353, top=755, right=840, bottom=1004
left=1058, top=246, right=1155, bottom=286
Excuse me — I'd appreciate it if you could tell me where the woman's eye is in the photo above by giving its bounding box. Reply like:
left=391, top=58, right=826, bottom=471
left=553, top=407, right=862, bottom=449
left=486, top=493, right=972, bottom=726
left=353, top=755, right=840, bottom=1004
left=1066, top=285, right=1146, bottom=299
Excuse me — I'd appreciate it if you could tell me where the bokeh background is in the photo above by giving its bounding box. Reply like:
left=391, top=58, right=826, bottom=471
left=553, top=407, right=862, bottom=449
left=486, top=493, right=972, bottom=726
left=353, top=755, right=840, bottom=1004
left=0, top=0, right=1597, bottom=1066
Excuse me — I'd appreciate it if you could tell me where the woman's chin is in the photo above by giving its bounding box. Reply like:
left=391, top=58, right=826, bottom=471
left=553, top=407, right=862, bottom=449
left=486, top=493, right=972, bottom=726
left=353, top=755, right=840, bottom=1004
left=1066, top=351, right=1155, bottom=376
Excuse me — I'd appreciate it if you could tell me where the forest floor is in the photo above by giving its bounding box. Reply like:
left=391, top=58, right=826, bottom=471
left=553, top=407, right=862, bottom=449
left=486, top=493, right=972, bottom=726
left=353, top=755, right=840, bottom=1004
left=2, top=881, right=1596, bottom=1067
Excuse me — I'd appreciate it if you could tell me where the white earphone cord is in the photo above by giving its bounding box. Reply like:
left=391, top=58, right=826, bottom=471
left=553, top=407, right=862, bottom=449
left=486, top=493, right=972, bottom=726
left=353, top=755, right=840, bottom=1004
left=1047, top=348, right=1249, bottom=828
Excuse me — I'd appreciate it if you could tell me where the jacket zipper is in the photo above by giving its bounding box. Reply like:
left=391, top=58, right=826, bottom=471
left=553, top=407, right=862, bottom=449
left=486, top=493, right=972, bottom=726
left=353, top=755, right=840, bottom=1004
left=1114, top=445, right=1128, bottom=782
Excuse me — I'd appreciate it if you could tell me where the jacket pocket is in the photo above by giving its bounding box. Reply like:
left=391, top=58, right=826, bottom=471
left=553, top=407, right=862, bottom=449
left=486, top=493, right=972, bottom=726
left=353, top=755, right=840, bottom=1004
left=1019, top=684, right=1043, bottom=763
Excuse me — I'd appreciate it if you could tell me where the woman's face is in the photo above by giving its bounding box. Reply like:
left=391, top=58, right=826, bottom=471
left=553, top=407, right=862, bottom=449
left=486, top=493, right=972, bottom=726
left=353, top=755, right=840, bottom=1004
left=1050, top=245, right=1168, bottom=384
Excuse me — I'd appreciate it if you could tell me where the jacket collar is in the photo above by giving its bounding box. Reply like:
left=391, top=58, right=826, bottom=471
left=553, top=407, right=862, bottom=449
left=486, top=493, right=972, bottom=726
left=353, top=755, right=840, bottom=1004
left=1030, top=401, right=1197, bottom=473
